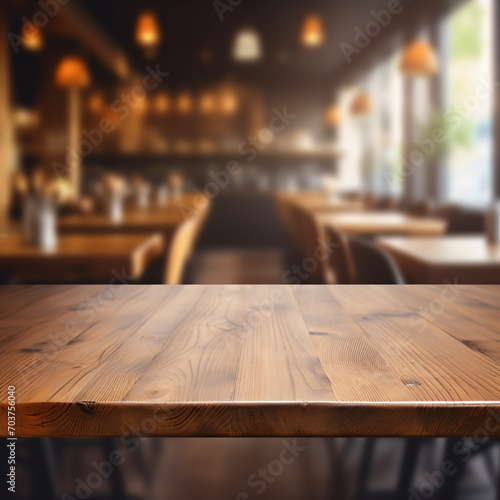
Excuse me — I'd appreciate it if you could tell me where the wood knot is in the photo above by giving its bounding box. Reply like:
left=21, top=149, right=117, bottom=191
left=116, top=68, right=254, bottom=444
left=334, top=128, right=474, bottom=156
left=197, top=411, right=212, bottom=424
left=401, top=379, right=421, bottom=387
left=77, top=401, right=96, bottom=414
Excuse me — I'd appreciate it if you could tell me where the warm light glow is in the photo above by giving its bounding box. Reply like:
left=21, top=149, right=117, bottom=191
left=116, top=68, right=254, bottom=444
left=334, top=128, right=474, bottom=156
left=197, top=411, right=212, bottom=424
left=400, top=39, right=439, bottom=76
left=232, top=28, right=262, bottom=62
left=21, top=24, right=43, bottom=51
left=13, top=108, right=39, bottom=128
left=301, top=14, right=324, bottom=47
left=323, top=105, right=341, bottom=125
left=154, top=93, right=170, bottom=113
left=350, top=93, right=372, bottom=115
left=199, top=93, right=215, bottom=113
left=177, top=93, right=192, bottom=113
left=54, top=57, right=90, bottom=88
left=135, top=11, right=161, bottom=47
left=220, top=92, right=238, bottom=114
left=88, top=93, right=104, bottom=113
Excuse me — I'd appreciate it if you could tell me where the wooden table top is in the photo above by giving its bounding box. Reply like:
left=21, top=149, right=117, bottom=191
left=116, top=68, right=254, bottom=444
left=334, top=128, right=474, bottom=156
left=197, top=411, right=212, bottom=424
left=1, top=285, right=499, bottom=437
left=377, top=235, right=500, bottom=284
left=277, top=192, right=364, bottom=213
left=316, top=211, right=447, bottom=236
left=59, top=210, right=188, bottom=234
left=0, top=233, right=163, bottom=282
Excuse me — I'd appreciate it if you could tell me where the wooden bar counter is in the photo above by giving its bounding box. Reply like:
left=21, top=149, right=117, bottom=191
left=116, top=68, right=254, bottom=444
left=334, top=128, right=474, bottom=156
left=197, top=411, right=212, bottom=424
left=0, top=285, right=499, bottom=437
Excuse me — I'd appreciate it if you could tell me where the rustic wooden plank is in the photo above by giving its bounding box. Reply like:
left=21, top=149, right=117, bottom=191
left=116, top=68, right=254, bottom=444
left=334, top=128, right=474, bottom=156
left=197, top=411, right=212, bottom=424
left=0, top=285, right=499, bottom=437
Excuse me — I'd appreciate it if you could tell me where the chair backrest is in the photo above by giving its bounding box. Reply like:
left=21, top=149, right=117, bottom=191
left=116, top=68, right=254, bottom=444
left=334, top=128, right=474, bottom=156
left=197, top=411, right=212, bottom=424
left=349, top=236, right=405, bottom=284
left=164, top=206, right=210, bottom=284
left=324, top=226, right=355, bottom=284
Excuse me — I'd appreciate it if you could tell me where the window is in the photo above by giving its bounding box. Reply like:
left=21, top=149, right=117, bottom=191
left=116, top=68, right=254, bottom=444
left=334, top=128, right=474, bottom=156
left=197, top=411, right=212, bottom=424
left=445, top=0, right=493, bottom=206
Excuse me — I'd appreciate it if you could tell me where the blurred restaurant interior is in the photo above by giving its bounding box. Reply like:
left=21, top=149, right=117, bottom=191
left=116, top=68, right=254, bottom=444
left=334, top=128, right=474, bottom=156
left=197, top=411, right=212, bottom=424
left=1, top=2, right=500, bottom=500
left=0, top=0, right=499, bottom=286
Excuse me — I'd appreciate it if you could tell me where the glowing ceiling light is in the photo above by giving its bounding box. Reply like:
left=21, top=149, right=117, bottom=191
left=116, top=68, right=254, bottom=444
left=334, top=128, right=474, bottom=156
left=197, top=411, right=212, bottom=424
left=54, top=57, right=90, bottom=88
left=301, top=14, right=324, bottom=47
left=323, top=105, right=341, bottom=125
left=232, top=28, right=262, bottom=62
left=350, top=93, right=372, bottom=115
left=135, top=11, right=161, bottom=48
left=400, top=39, right=439, bottom=76
left=21, top=24, right=43, bottom=51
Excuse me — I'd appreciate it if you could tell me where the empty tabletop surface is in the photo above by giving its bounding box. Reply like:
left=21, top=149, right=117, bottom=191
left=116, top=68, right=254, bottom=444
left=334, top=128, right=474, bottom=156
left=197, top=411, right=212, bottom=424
left=316, top=211, right=447, bottom=236
left=1, top=285, right=499, bottom=437
left=0, top=233, right=163, bottom=282
left=376, top=236, right=500, bottom=284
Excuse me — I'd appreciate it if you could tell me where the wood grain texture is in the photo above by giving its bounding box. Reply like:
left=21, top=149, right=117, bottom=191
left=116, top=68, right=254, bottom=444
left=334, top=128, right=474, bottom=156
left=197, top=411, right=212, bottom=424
left=376, top=236, right=500, bottom=284
left=0, top=233, right=163, bottom=282
left=0, top=285, right=499, bottom=437
left=316, top=211, right=447, bottom=236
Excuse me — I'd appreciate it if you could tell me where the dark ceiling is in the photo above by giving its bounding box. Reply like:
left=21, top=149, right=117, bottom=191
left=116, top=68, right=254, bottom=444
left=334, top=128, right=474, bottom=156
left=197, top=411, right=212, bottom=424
left=9, top=0, right=461, bottom=105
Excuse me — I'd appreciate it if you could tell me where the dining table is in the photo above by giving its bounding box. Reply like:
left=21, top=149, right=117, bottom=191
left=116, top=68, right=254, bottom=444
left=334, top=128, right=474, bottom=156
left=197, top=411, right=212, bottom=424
left=0, top=233, right=163, bottom=283
left=58, top=200, right=206, bottom=236
left=277, top=192, right=365, bottom=213
left=1, top=284, right=499, bottom=438
left=315, top=211, right=447, bottom=236
left=376, top=235, right=500, bottom=284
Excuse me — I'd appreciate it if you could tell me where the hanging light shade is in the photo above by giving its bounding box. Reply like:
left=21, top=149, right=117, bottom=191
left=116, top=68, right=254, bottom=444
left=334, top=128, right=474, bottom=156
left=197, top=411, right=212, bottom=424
left=323, top=105, right=341, bottom=126
left=301, top=14, right=324, bottom=47
left=135, top=11, right=161, bottom=47
left=54, top=57, right=90, bottom=88
left=400, top=39, right=438, bottom=76
left=21, top=24, right=43, bottom=51
left=351, top=93, right=372, bottom=115
left=232, top=28, right=262, bottom=62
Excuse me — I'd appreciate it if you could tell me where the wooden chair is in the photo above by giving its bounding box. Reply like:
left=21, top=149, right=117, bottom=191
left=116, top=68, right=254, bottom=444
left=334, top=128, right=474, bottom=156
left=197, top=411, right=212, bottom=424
left=324, top=225, right=355, bottom=284
left=164, top=205, right=210, bottom=284
left=349, top=237, right=405, bottom=284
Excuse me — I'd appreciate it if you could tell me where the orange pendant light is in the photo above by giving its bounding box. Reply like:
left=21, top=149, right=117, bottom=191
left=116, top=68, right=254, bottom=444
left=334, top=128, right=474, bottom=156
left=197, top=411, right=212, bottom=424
left=301, top=14, right=324, bottom=47
left=400, top=39, right=439, bottom=76
left=350, top=93, right=372, bottom=115
left=21, top=24, right=43, bottom=51
left=135, top=11, right=161, bottom=48
left=323, top=105, right=341, bottom=125
left=54, top=57, right=90, bottom=88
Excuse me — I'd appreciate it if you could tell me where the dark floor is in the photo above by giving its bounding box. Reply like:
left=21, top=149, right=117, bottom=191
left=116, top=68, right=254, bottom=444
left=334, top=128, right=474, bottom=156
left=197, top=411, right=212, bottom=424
left=10, top=438, right=500, bottom=500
